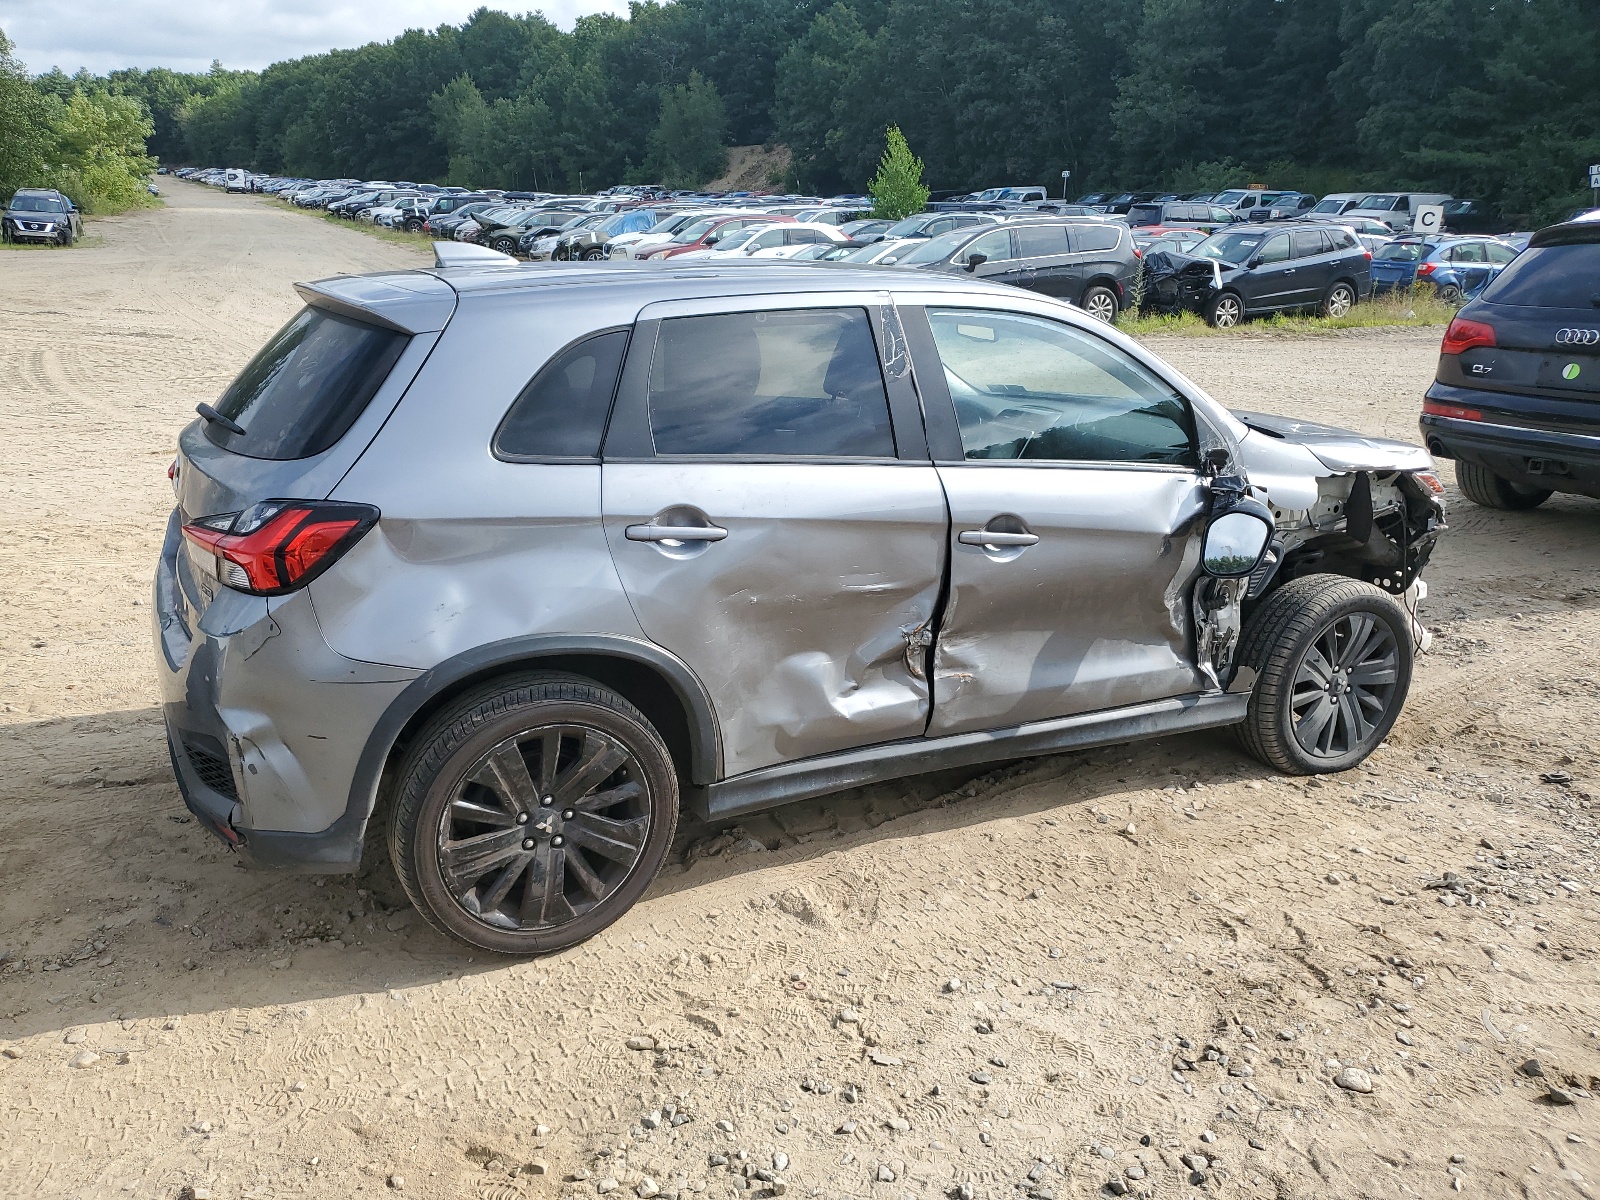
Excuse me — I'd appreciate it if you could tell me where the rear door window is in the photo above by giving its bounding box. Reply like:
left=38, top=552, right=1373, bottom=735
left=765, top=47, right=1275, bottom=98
left=1015, top=225, right=1070, bottom=257
left=647, top=308, right=895, bottom=457
left=1481, top=242, right=1600, bottom=308
left=1292, top=229, right=1329, bottom=258
left=203, top=307, right=409, bottom=460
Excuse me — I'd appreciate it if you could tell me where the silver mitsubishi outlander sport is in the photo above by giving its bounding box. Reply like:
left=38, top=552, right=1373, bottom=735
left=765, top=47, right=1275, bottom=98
left=157, top=245, right=1446, bottom=954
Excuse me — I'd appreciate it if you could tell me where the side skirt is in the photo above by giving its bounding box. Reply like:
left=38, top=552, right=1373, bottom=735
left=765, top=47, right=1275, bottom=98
left=695, top=691, right=1248, bottom=822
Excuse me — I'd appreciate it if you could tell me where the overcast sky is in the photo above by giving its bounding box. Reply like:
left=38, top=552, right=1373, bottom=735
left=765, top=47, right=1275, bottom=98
left=0, top=0, right=629, bottom=76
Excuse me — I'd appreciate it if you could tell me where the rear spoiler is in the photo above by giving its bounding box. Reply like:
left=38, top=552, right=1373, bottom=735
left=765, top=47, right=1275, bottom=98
left=432, top=241, right=517, bottom=268
left=295, top=273, right=457, bottom=335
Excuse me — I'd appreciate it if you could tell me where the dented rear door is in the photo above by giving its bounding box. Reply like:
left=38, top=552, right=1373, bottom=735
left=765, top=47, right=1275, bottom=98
left=601, top=293, right=945, bottom=777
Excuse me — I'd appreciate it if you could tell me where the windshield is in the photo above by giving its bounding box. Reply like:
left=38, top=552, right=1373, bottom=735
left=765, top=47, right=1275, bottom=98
left=1311, top=198, right=1347, bottom=213
left=883, top=215, right=932, bottom=238
left=1443, top=200, right=1473, bottom=215
left=1192, top=230, right=1269, bottom=265
left=673, top=217, right=718, bottom=243
left=1375, top=242, right=1426, bottom=261
left=894, top=230, right=970, bottom=265
left=1213, top=190, right=1249, bottom=206
left=9, top=194, right=65, bottom=212
left=1358, top=195, right=1400, bottom=210
left=711, top=229, right=761, bottom=251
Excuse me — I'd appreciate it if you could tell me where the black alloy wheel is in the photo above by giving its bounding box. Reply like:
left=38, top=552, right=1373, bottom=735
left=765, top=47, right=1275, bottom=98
left=1236, top=574, right=1414, bottom=774
left=1286, top=612, right=1400, bottom=760
left=389, top=673, right=678, bottom=954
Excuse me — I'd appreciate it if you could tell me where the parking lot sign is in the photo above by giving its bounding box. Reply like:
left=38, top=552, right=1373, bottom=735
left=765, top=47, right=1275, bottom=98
left=1413, top=204, right=1444, bottom=233
left=1589, top=163, right=1600, bottom=188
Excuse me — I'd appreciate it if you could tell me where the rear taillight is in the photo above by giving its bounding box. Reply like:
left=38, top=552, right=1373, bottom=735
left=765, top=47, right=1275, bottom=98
left=1363, top=250, right=1372, bottom=260
left=1416, top=261, right=1436, bottom=277
left=1423, top=400, right=1483, bottom=421
left=181, top=500, right=378, bottom=596
left=1441, top=315, right=1496, bottom=356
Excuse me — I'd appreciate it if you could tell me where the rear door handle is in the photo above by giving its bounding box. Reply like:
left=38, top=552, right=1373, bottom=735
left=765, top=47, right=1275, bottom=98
left=626, top=523, right=728, bottom=543
left=959, top=530, right=1039, bottom=547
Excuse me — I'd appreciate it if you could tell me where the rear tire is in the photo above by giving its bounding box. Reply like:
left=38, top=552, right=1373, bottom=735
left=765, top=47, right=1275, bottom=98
left=403, top=219, right=423, bottom=233
left=1207, top=291, right=1244, bottom=328
left=1080, top=285, right=1119, bottom=323
left=1235, top=574, right=1414, bottom=775
left=1320, top=281, right=1355, bottom=317
left=1455, top=460, right=1551, bottom=510
left=1436, top=283, right=1463, bottom=303
left=388, top=673, right=679, bottom=955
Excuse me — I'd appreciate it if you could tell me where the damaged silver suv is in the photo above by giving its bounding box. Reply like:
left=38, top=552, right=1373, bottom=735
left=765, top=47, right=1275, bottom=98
left=156, top=246, right=1446, bottom=954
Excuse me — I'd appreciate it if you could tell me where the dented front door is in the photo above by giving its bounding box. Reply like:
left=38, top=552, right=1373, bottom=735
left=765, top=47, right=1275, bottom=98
left=928, top=466, right=1207, bottom=735
left=601, top=298, right=946, bottom=777
left=906, top=304, right=1210, bottom=736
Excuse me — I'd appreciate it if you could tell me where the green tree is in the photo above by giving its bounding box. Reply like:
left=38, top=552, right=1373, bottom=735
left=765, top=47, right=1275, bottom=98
left=46, top=91, right=157, bottom=211
left=646, top=70, right=727, bottom=187
left=0, top=30, right=50, bottom=198
left=868, top=125, right=927, bottom=219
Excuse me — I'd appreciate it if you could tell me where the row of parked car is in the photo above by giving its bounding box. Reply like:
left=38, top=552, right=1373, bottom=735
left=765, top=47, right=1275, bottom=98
left=184, top=167, right=1545, bottom=327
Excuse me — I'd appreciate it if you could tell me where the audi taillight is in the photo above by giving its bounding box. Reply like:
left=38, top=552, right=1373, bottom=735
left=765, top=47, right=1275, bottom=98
left=1423, top=400, right=1483, bottom=421
left=181, top=501, right=378, bottom=596
left=1441, top=315, right=1496, bottom=356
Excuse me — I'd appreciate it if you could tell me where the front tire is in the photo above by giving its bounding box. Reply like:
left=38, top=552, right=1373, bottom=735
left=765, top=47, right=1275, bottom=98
left=1236, top=575, right=1414, bottom=775
left=582, top=246, right=607, bottom=261
left=1207, top=291, right=1244, bottom=328
left=493, top=237, right=518, bottom=255
left=1081, top=285, right=1119, bottom=323
left=1455, top=460, right=1551, bottom=510
left=1320, top=281, right=1355, bottom=317
left=388, top=673, right=679, bottom=955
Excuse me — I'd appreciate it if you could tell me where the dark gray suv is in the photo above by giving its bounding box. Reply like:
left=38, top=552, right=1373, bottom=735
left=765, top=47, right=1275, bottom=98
left=157, top=248, right=1446, bottom=954
left=893, top=219, right=1139, bottom=322
left=3, top=187, right=83, bottom=245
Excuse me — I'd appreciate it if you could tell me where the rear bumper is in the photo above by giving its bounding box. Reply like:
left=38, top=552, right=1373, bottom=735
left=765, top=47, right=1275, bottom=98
left=154, top=508, right=420, bottom=871
left=1421, top=385, right=1600, bottom=497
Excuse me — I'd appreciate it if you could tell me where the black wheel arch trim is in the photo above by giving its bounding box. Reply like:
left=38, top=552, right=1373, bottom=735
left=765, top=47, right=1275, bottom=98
left=344, top=633, right=722, bottom=836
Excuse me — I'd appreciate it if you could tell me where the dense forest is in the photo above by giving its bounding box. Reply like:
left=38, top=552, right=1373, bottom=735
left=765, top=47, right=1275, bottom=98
left=21, top=0, right=1600, bottom=222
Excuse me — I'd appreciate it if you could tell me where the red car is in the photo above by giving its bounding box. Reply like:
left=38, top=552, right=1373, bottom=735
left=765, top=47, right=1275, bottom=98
left=644, top=214, right=797, bottom=260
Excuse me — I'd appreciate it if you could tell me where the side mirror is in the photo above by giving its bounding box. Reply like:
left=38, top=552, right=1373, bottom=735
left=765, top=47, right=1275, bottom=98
left=965, top=253, right=988, bottom=272
left=1202, top=509, right=1273, bottom=578
left=704, top=235, right=720, bottom=246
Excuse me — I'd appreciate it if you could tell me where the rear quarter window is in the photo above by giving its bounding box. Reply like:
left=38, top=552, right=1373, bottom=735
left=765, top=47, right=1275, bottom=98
left=1480, top=242, right=1600, bottom=308
left=1072, top=225, right=1122, bottom=253
left=203, top=307, right=409, bottom=460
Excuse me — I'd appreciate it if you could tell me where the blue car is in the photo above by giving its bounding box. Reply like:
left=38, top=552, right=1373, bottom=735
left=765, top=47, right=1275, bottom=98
left=1370, top=235, right=1519, bottom=301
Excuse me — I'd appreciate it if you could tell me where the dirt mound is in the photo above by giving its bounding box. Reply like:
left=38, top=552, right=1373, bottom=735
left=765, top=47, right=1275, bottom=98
left=706, top=144, right=792, bottom=193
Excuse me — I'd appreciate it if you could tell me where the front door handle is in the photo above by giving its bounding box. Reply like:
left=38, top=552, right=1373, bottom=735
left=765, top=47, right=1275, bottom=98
left=626, top=522, right=728, bottom=543
left=959, top=530, right=1039, bottom=547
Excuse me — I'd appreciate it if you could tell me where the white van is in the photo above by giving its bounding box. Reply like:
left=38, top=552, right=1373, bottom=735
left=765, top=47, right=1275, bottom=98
left=1308, top=193, right=1368, bottom=216
left=224, top=169, right=250, bottom=194
left=1345, top=192, right=1453, bottom=231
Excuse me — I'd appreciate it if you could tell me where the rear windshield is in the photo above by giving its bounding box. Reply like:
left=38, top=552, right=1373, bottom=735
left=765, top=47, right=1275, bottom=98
left=1480, top=242, right=1600, bottom=309
left=204, top=306, right=409, bottom=460
left=1376, top=242, right=1426, bottom=261
left=1126, top=204, right=1163, bottom=227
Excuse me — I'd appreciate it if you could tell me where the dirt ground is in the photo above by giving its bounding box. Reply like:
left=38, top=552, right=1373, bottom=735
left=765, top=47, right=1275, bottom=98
left=1, top=183, right=1596, bottom=1200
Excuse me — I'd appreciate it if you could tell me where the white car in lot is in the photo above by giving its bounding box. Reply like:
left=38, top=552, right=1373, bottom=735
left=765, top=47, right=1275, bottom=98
left=677, top=223, right=854, bottom=260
